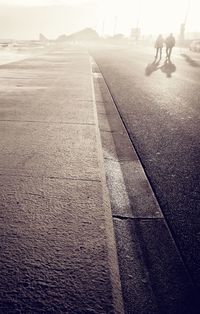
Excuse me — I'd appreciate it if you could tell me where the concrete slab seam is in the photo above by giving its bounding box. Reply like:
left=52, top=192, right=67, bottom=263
left=0, top=119, right=95, bottom=126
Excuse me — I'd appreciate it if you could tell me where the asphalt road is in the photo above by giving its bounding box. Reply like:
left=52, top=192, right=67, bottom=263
left=91, top=45, right=200, bottom=291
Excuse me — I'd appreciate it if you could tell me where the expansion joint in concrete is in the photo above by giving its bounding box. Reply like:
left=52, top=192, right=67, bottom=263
left=113, top=215, right=165, bottom=221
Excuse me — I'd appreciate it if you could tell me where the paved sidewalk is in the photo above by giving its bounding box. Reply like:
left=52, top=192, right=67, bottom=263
left=0, top=46, right=123, bottom=313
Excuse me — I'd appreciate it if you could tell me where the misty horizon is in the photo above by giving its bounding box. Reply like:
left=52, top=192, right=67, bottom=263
left=0, top=3, right=97, bottom=40
left=0, top=0, right=199, bottom=40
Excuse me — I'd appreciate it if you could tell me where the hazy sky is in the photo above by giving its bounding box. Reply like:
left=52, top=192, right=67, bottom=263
left=0, top=0, right=199, bottom=39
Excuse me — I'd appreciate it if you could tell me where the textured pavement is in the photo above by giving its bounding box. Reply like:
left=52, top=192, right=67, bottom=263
left=0, top=46, right=123, bottom=314
left=90, top=45, right=200, bottom=314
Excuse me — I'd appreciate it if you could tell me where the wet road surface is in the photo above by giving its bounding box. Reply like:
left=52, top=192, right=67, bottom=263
left=91, top=45, right=200, bottom=312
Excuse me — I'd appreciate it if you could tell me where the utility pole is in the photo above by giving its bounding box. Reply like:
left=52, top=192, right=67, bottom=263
left=102, top=19, right=105, bottom=38
left=113, top=16, right=118, bottom=37
left=132, top=0, right=142, bottom=41
left=184, top=0, right=191, bottom=26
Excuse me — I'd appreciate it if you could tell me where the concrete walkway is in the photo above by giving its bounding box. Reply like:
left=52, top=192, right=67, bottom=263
left=0, top=46, right=124, bottom=313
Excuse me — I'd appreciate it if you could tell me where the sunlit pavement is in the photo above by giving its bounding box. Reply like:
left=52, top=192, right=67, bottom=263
left=0, top=43, right=200, bottom=314
left=90, top=44, right=200, bottom=314
left=0, top=45, right=124, bottom=314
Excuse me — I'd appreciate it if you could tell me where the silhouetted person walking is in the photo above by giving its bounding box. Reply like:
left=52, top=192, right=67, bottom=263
left=155, top=34, right=164, bottom=60
left=165, top=33, right=176, bottom=60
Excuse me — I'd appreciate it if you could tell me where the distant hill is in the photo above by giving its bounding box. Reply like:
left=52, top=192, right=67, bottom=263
left=56, top=34, right=68, bottom=42
left=39, top=33, right=48, bottom=42
left=56, top=28, right=99, bottom=42
left=0, top=4, right=97, bottom=40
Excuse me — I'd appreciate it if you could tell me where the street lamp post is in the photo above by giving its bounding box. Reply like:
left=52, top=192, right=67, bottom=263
left=180, top=0, right=191, bottom=45
left=102, top=19, right=105, bottom=38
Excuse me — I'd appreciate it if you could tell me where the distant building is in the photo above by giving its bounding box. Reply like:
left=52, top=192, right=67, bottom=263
left=131, top=28, right=141, bottom=41
left=112, top=34, right=125, bottom=40
left=185, top=32, right=200, bottom=40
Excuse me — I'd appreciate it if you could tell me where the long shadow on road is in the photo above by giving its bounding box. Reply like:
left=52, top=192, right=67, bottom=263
left=145, top=59, right=176, bottom=78
left=181, top=54, right=200, bottom=67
